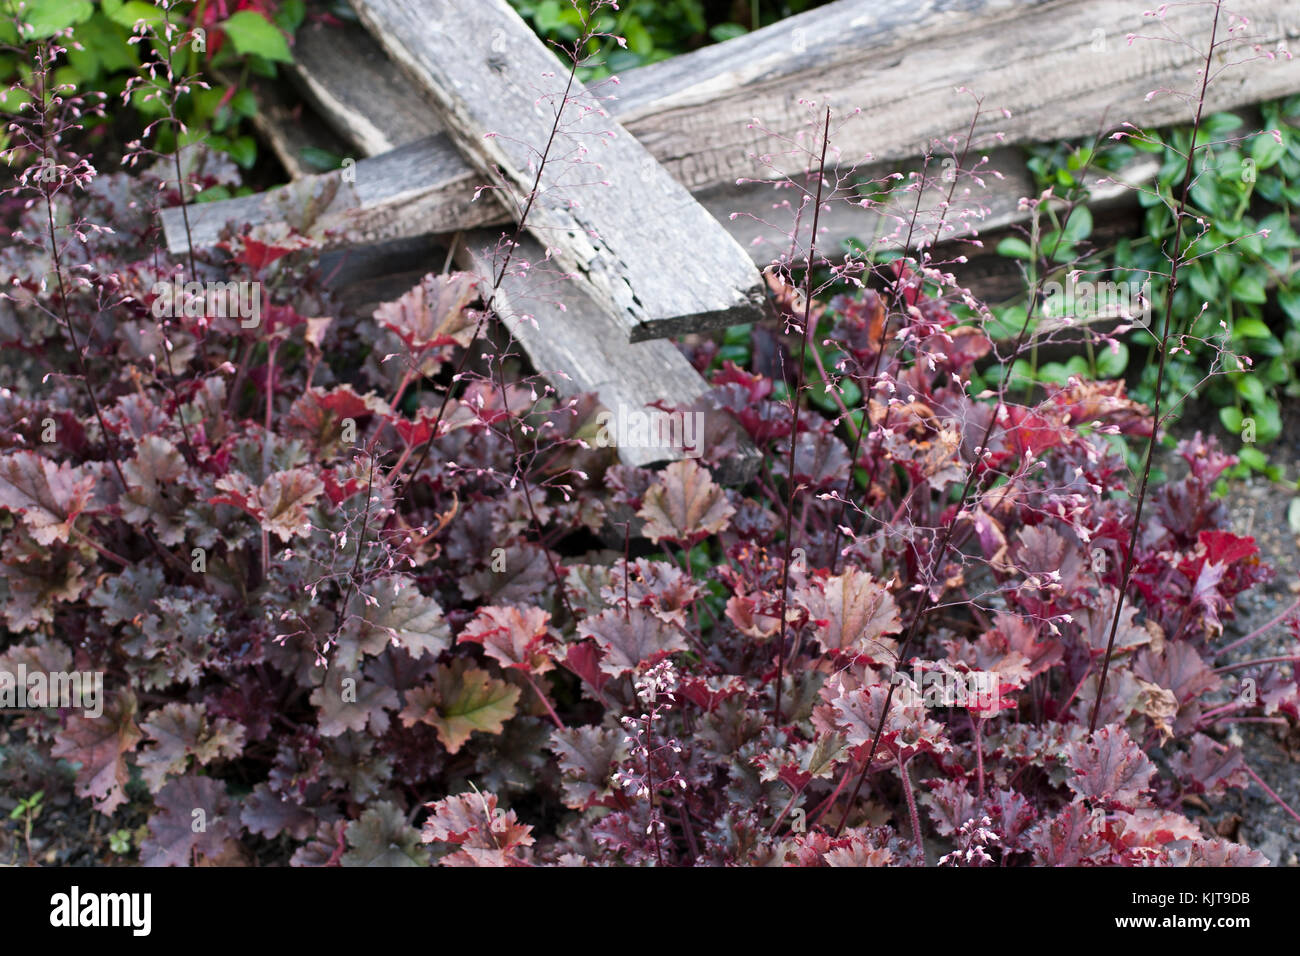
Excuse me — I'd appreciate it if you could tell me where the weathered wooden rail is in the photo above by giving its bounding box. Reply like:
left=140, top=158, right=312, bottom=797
left=166, top=0, right=1300, bottom=260
left=160, top=0, right=1300, bottom=471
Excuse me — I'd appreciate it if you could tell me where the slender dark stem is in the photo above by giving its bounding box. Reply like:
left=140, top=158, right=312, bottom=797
left=1089, top=0, right=1222, bottom=733
left=525, top=672, right=566, bottom=729
left=391, top=56, right=581, bottom=503
left=332, top=445, right=378, bottom=636
left=830, top=103, right=984, bottom=570
left=354, top=49, right=588, bottom=634
left=832, top=135, right=1106, bottom=838
left=151, top=5, right=200, bottom=451
left=33, top=63, right=128, bottom=495
left=773, top=106, right=832, bottom=725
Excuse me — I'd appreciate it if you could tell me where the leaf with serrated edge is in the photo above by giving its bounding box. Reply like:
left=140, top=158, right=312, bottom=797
left=578, top=606, right=689, bottom=677
left=421, top=791, right=533, bottom=867
left=311, top=667, right=399, bottom=737
left=138, top=701, right=245, bottom=791
left=459, top=604, right=554, bottom=674
left=399, top=660, right=520, bottom=754
left=1065, top=724, right=1155, bottom=810
left=50, top=690, right=142, bottom=814
left=549, top=725, right=628, bottom=810
left=342, top=800, right=426, bottom=867
left=637, top=459, right=734, bottom=545
left=358, top=576, right=451, bottom=659
left=140, top=774, right=234, bottom=867
left=375, top=272, right=479, bottom=353
left=0, top=451, right=97, bottom=546
left=797, top=567, right=901, bottom=656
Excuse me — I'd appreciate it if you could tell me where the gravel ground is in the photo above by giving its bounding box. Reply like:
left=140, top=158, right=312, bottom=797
left=1194, top=430, right=1300, bottom=866
left=1149, top=387, right=1300, bottom=866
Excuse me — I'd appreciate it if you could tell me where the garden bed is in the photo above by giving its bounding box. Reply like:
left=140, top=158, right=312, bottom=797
left=2, top=0, right=1299, bottom=872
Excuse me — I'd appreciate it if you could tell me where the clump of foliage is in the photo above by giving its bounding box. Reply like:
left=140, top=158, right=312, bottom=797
left=0, top=0, right=303, bottom=172
left=996, top=95, right=1300, bottom=478
left=1, top=2, right=1296, bottom=868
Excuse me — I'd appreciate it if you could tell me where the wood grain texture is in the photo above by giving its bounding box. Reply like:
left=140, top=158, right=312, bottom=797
left=261, top=32, right=764, bottom=477
left=162, top=136, right=1154, bottom=286
left=161, top=134, right=493, bottom=252
left=456, top=230, right=758, bottom=479
left=350, top=0, right=767, bottom=342
left=288, top=20, right=441, bottom=155
left=275, top=0, right=1300, bottom=196
left=610, top=0, right=1300, bottom=190
left=164, top=0, right=1295, bottom=264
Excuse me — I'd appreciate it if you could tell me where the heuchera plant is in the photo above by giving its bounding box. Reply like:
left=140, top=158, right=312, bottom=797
left=0, top=6, right=1295, bottom=867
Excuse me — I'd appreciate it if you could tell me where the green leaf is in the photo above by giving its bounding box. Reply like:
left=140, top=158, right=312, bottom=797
left=1038, top=362, right=1070, bottom=385
left=1233, top=317, right=1273, bottom=339
left=101, top=0, right=163, bottom=30
left=219, top=10, right=293, bottom=63
left=298, top=146, right=345, bottom=172
left=228, top=88, right=259, bottom=119
left=1009, top=358, right=1036, bottom=388
left=1255, top=403, right=1283, bottom=443
left=1279, top=288, right=1300, bottom=323
left=1219, top=406, right=1243, bottom=433
left=532, top=0, right=564, bottom=32
left=1199, top=112, right=1244, bottom=141
left=988, top=305, right=1027, bottom=340
left=723, top=323, right=751, bottom=345
left=1187, top=266, right=1220, bottom=302
left=224, top=134, right=257, bottom=169
left=1129, top=128, right=1165, bottom=154
left=1214, top=248, right=1240, bottom=284
left=1095, top=341, right=1129, bottom=378
left=19, top=0, right=93, bottom=37
left=1231, top=274, right=1268, bottom=305
left=1250, top=133, right=1287, bottom=170
left=709, top=22, right=748, bottom=41
left=1262, top=248, right=1291, bottom=275
left=1065, top=355, right=1091, bottom=378
left=273, top=0, right=307, bottom=34
left=1265, top=355, right=1291, bottom=384
left=1238, top=446, right=1269, bottom=471
left=622, top=16, right=653, bottom=55
left=1050, top=242, right=1078, bottom=265
left=1061, top=205, right=1093, bottom=243
left=1238, top=232, right=1265, bottom=258
left=997, top=237, right=1034, bottom=260
left=194, top=185, right=232, bottom=204
left=1234, top=374, right=1267, bottom=406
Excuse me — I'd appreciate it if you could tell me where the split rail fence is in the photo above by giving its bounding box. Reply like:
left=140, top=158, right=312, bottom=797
left=161, top=0, right=1300, bottom=471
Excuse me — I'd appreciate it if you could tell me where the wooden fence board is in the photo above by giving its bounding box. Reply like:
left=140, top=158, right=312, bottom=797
left=165, top=0, right=1291, bottom=266
left=287, top=36, right=766, bottom=477
left=593, top=0, right=1300, bottom=188
left=162, top=136, right=1154, bottom=283
left=293, top=0, right=1300, bottom=194
left=288, top=19, right=439, bottom=156
left=456, top=231, right=757, bottom=477
left=351, top=0, right=768, bottom=342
